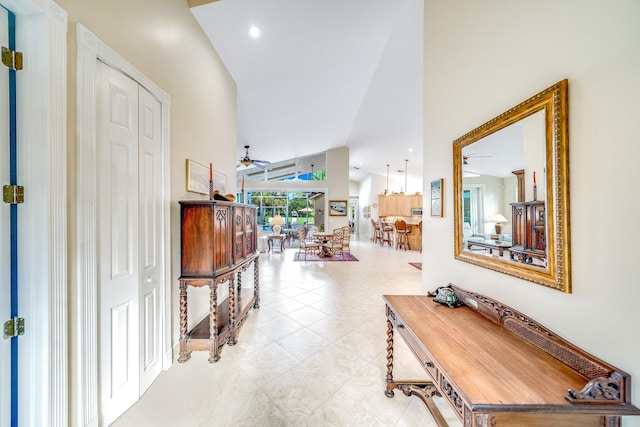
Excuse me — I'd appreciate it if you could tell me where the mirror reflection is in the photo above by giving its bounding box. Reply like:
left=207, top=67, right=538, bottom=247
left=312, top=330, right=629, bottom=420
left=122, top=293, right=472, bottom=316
left=462, top=110, right=546, bottom=267
left=453, top=79, right=571, bottom=292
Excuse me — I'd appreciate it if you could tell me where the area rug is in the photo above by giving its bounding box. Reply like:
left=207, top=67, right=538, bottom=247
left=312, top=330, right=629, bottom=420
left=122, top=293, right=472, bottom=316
left=294, top=252, right=359, bottom=262
left=409, top=262, right=422, bottom=270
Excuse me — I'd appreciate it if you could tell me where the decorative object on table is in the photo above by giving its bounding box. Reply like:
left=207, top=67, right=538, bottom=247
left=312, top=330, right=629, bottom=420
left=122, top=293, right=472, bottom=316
left=293, top=252, right=358, bottom=262
left=533, top=170, right=537, bottom=201
left=224, top=193, right=236, bottom=202
left=186, top=158, right=211, bottom=195
left=240, top=175, right=245, bottom=203
left=212, top=191, right=228, bottom=201
left=329, top=200, right=347, bottom=216
left=209, top=163, right=214, bottom=200
left=430, top=178, right=443, bottom=217
left=488, top=213, right=508, bottom=234
left=427, top=284, right=464, bottom=308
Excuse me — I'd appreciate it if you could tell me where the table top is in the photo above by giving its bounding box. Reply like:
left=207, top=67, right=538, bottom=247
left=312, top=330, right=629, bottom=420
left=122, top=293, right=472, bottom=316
left=472, top=239, right=512, bottom=247
left=267, top=234, right=286, bottom=240
left=313, top=233, right=333, bottom=238
left=383, top=294, right=587, bottom=406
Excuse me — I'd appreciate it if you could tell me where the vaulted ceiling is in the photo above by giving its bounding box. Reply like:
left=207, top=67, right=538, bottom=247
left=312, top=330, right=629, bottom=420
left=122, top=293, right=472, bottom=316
left=190, top=0, right=423, bottom=183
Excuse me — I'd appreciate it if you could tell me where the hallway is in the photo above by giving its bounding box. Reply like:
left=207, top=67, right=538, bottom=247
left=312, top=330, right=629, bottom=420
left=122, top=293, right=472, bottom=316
left=112, top=236, right=459, bottom=426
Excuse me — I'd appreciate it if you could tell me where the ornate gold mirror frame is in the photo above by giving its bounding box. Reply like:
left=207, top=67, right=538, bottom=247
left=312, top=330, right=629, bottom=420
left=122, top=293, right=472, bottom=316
left=453, top=80, right=570, bottom=292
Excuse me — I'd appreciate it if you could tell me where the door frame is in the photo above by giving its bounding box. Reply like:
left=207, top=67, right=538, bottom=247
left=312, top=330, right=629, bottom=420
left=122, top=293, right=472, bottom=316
left=75, top=24, right=172, bottom=426
left=0, top=0, right=67, bottom=426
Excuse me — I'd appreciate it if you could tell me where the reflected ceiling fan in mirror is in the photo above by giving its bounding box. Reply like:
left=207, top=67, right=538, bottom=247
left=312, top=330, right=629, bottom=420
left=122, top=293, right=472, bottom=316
left=238, top=145, right=271, bottom=169
left=462, top=153, right=492, bottom=165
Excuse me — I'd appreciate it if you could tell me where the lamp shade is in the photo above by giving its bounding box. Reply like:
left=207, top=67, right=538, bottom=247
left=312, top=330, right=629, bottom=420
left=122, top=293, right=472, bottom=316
left=269, top=214, right=285, bottom=225
left=488, top=213, right=508, bottom=223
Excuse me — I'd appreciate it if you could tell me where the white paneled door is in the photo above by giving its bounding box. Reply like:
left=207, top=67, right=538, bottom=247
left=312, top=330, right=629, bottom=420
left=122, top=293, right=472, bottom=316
left=96, top=60, right=163, bottom=425
left=0, top=7, right=10, bottom=427
left=137, top=80, right=163, bottom=394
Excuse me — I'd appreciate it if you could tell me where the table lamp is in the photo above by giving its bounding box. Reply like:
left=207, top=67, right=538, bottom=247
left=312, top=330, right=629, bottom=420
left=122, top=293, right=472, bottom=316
left=269, top=214, right=285, bottom=234
left=489, top=213, right=508, bottom=234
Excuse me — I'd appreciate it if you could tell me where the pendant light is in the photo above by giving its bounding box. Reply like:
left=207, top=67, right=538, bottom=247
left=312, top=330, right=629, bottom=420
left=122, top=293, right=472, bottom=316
left=384, top=164, right=390, bottom=195
left=404, top=159, right=408, bottom=194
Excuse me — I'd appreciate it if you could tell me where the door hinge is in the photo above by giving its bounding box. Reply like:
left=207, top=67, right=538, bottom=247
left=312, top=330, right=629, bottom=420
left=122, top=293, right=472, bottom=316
left=3, top=185, right=24, bottom=204
left=1, top=46, right=23, bottom=71
left=3, top=317, right=25, bottom=339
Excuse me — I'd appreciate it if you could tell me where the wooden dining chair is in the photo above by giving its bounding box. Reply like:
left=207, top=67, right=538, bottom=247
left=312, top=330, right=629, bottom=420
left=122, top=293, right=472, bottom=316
left=297, top=228, right=319, bottom=260
left=341, top=230, right=351, bottom=253
left=326, top=229, right=344, bottom=257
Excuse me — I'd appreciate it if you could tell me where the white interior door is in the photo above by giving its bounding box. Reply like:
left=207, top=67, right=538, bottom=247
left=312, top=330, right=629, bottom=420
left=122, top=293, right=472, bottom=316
left=96, top=60, right=140, bottom=425
left=0, top=7, right=11, bottom=427
left=138, top=86, right=162, bottom=394
left=96, top=60, right=164, bottom=425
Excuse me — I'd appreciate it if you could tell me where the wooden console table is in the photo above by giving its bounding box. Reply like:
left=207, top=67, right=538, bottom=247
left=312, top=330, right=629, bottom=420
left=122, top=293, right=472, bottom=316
left=383, top=285, right=640, bottom=426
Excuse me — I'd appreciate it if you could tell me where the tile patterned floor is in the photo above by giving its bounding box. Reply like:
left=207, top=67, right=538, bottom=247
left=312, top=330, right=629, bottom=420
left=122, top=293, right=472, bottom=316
left=112, top=236, right=460, bottom=426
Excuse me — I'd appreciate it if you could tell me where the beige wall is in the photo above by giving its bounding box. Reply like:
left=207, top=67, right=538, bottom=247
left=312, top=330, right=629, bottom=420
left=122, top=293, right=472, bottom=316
left=423, top=1, right=640, bottom=424
left=60, top=0, right=238, bottom=421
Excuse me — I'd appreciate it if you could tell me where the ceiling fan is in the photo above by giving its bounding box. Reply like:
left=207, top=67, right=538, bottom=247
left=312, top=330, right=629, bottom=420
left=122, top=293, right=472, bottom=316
left=238, top=145, right=271, bottom=169
left=463, top=153, right=491, bottom=165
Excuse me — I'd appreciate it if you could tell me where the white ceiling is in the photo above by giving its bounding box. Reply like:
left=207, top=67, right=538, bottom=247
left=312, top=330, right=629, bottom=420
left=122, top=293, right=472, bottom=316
left=191, top=0, right=424, bottom=183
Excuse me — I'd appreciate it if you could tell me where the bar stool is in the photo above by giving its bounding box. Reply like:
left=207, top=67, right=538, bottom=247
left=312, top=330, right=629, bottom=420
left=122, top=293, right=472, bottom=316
left=394, top=219, right=410, bottom=251
left=371, top=219, right=382, bottom=244
left=417, top=220, right=423, bottom=253
left=382, top=221, right=394, bottom=247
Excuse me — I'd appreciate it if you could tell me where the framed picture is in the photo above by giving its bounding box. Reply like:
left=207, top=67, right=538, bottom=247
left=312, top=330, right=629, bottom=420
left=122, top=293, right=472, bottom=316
left=430, top=179, right=444, bottom=217
left=212, top=170, right=226, bottom=194
left=186, top=159, right=209, bottom=195
left=186, top=159, right=226, bottom=195
left=329, top=200, right=347, bottom=216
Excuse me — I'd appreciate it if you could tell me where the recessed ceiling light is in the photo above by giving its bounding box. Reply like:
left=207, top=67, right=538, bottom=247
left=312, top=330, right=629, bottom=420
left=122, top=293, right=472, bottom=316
left=408, top=148, right=413, bottom=153
left=248, top=26, right=261, bottom=39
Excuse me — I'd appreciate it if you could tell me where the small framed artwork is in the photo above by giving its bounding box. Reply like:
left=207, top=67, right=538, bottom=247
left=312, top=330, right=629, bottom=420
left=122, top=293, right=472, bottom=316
left=430, top=179, right=444, bottom=217
left=186, top=159, right=227, bottom=195
left=186, top=159, right=209, bottom=195
left=329, top=200, right=347, bottom=216
left=212, top=170, right=226, bottom=194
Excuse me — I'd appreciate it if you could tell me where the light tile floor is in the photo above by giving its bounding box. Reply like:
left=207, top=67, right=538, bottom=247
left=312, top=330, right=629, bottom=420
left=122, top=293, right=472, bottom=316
left=112, top=236, right=460, bottom=426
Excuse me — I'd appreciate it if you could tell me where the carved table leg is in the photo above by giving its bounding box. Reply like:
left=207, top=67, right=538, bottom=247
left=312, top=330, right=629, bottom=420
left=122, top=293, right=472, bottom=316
left=253, top=257, right=260, bottom=309
left=385, top=315, right=395, bottom=397
left=237, top=269, right=242, bottom=293
left=228, top=275, right=237, bottom=346
left=178, top=280, right=191, bottom=363
left=208, top=280, right=220, bottom=363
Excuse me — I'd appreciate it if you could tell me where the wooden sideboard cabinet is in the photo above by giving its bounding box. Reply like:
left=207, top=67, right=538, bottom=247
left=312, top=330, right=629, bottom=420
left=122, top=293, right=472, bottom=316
left=510, top=200, right=545, bottom=265
left=383, top=285, right=640, bottom=427
left=178, top=200, right=259, bottom=363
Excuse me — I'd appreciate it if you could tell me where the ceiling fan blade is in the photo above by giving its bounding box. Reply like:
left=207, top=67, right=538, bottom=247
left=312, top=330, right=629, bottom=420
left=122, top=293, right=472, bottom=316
left=252, top=159, right=271, bottom=165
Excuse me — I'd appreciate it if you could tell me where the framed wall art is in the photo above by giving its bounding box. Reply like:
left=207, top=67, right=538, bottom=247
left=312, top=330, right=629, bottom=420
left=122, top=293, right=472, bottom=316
left=329, top=200, right=347, bottom=216
left=186, top=159, right=209, bottom=195
left=186, top=159, right=226, bottom=195
left=430, top=179, right=443, bottom=217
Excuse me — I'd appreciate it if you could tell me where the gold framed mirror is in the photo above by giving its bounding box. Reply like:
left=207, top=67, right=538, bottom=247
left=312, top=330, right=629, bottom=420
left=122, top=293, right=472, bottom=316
left=453, top=80, right=570, bottom=292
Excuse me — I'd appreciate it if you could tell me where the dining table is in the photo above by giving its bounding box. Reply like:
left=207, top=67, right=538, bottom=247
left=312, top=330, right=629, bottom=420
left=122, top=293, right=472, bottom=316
left=312, top=232, right=334, bottom=257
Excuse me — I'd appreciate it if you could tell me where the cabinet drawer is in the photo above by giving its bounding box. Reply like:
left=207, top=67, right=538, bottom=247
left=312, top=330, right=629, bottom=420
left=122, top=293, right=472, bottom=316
left=394, top=316, right=438, bottom=381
